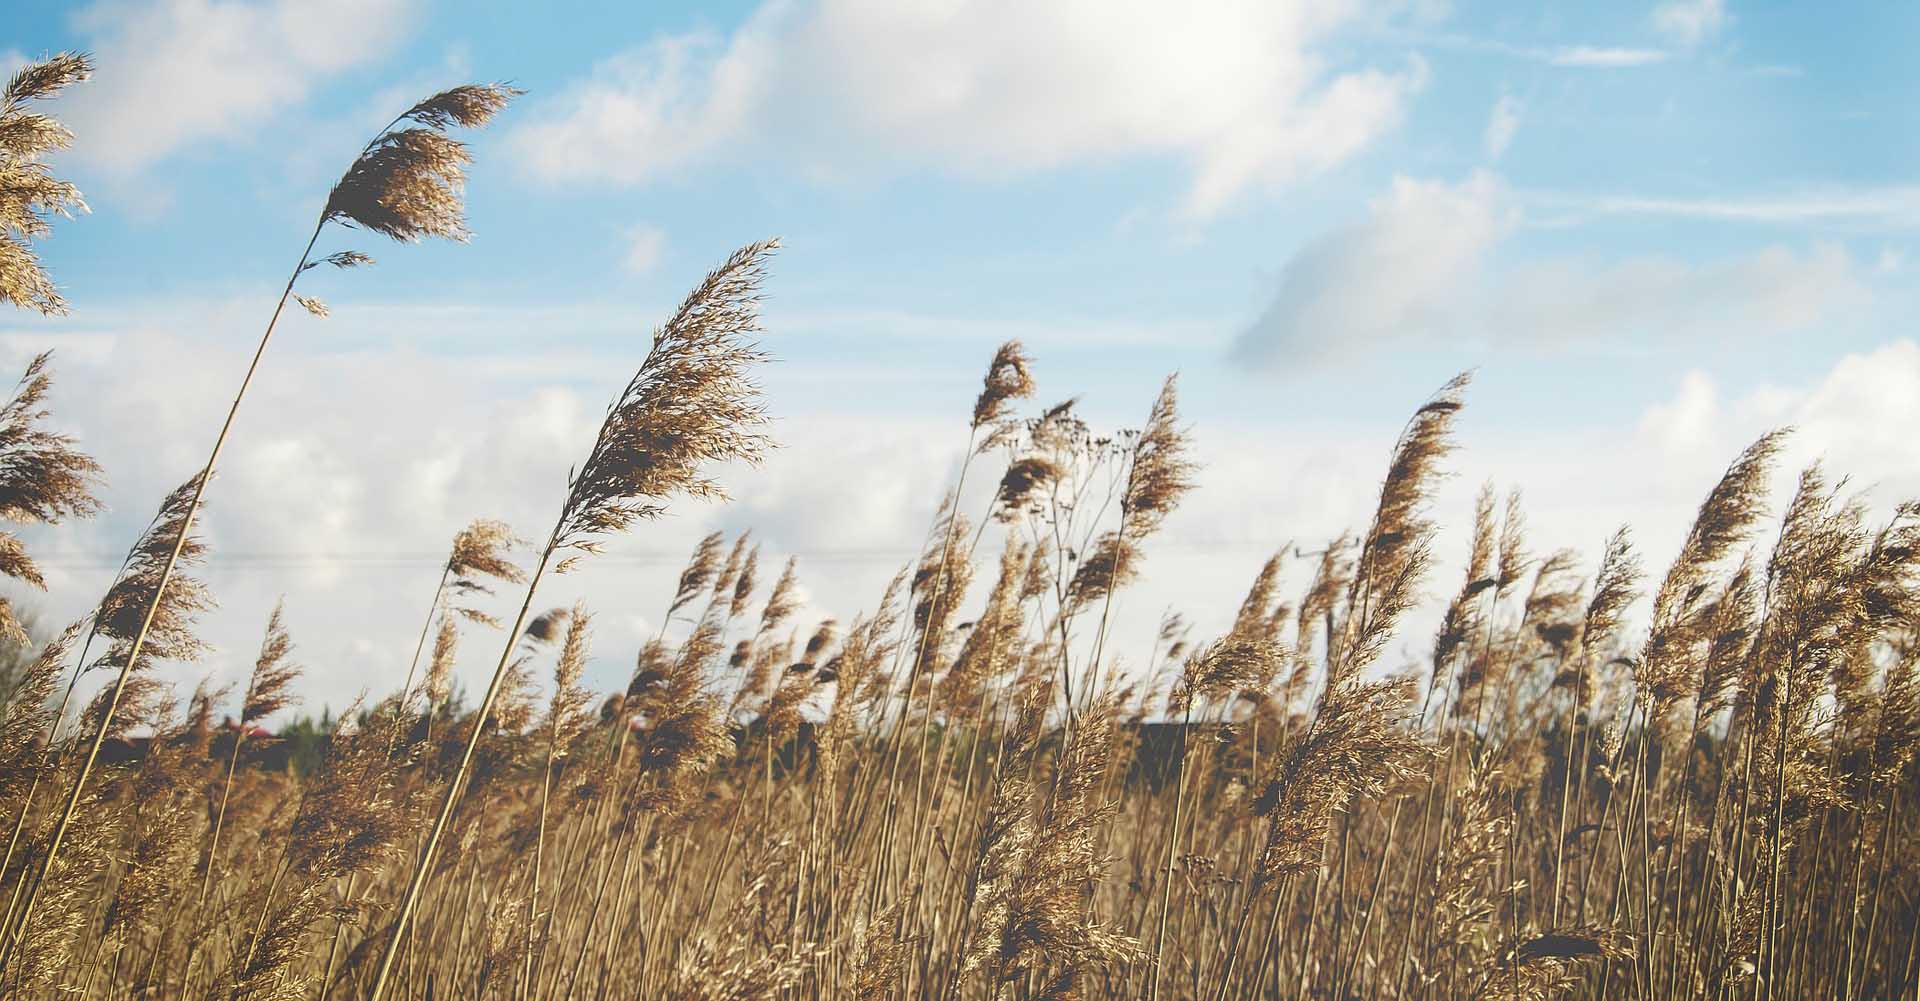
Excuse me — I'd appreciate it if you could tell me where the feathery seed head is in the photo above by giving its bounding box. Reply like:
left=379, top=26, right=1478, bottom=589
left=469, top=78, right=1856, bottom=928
left=973, top=339, right=1037, bottom=437
left=553, top=242, right=778, bottom=571
left=322, top=84, right=518, bottom=245
left=1, top=53, right=92, bottom=315
left=242, top=600, right=302, bottom=725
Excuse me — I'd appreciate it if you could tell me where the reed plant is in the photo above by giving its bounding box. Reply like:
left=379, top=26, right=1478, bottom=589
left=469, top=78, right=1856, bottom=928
left=0, top=48, right=1916, bottom=1001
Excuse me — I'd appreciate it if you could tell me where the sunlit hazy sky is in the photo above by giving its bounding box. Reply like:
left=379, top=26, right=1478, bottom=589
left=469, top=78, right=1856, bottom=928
left=5, top=0, right=1920, bottom=716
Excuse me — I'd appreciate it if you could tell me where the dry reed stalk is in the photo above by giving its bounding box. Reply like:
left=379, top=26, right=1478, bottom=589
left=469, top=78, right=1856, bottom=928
left=1, top=257, right=1916, bottom=1001
left=8, top=83, right=517, bottom=957
left=198, top=601, right=300, bottom=905
left=880, top=342, right=1033, bottom=952
left=1079, top=374, right=1197, bottom=722
left=368, top=239, right=777, bottom=1001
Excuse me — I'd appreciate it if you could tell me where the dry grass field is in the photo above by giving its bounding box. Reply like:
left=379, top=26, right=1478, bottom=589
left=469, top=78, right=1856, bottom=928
left=0, top=51, right=1916, bottom=1001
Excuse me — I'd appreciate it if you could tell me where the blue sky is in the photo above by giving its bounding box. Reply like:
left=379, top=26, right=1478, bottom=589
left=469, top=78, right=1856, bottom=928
left=5, top=0, right=1920, bottom=714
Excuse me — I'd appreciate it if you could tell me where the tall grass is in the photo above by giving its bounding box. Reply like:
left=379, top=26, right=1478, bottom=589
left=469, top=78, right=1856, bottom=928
left=0, top=49, right=1917, bottom=1001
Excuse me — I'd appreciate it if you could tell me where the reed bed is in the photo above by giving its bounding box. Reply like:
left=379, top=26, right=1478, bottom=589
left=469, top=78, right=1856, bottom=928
left=0, top=49, right=1917, bottom=1001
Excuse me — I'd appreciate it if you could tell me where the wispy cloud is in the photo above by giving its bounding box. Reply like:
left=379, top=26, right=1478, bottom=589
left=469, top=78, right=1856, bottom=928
left=622, top=225, right=667, bottom=275
left=1407, top=32, right=1673, bottom=69
left=1484, top=95, right=1522, bottom=159
left=1550, top=46, right=1670, bottom=68
left=1652, top=0, right=1731, bottom=48
left=1564, top=187, right=1920, bottom=229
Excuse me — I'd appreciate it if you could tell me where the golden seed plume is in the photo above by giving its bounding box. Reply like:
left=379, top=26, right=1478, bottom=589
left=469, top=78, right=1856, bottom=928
left=1120, top=373, right=1197, bottom=541
left=759, top=555, right=800, bottom=634
left=1638, top=430, right=1788, bottom=725
left=972, top=339, right=1037, bottom=446
left=994, top=455, right=1061, bottom=524
left=446, top=517, right=525, bottom=625
left=731, top=542, right=762, bottom=619
left=552, top=241, right=778, bottom=573
left=670, top=530, right=727, bottom=620
left=541, top=602, right=595, bottom=752
left=322, top=83, right=521, bottom=244
left=91, top=472, right=215, bottom=673
left=1170, top=635, right=1285, bottom=714
left=241, top=600, right=301, bottom=725
left=425, top=612, right=459, bottom=710
left=1335, top=372, right=1469, bottom=684
left=0, top=352, right=103, bottom=644
left=0, top=52, right=92, bottom=315
left=0, top=621, right=82, bottom=793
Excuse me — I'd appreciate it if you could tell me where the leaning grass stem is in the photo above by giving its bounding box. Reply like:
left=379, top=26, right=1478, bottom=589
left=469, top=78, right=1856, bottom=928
left=369, top=529, right=557, bottom=1001
left=7, top=218, right=326, bottom=959
left=1146, top=702, right=1192, bottom=1001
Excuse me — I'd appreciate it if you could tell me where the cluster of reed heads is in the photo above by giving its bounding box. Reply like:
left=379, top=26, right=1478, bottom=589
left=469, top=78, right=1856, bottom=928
left=0, top=49, right=1917, bottom=1001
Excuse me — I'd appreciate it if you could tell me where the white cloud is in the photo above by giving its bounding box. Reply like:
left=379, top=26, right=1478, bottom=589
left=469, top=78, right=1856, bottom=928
left=1234, top=171, right=1513, bottom=365
left=1483, top=94, right=1522, bottom=159
left=13, top=283, right=1920, bottom=720
left=510, top=0, right=1426, bottom=217
left=1653, top=0, right=1730, bottom=47
left=508, top=32, right=762, bottom=188
left=1629, top=341, right=1920, bottom=523
left=0, top=300, right=878, bottom=715
left=1233, top=172, right=1869, bottom=365
left=1488, top=243, right=1865, bottom=346
left=623, top=225, right=667, bottom=275
left=59, top=0, right=418, bottom=173
left=1551, top=46, right=1670, bottom=68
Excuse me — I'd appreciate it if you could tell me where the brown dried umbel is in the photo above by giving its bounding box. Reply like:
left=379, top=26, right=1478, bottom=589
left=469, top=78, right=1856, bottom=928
left=0, top=52, right=92, bottom=315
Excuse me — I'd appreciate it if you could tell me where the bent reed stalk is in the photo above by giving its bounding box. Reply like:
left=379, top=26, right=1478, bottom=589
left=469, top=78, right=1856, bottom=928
left=3, top=82, right=517, bottom=961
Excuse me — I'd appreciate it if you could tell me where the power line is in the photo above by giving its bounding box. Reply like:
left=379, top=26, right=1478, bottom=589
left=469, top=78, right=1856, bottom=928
left=29, top=539, right=1288, bottom=571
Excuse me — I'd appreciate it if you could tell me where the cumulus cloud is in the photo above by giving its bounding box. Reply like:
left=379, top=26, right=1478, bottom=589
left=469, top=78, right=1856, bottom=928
left=58, top=0, right=418, bottom=173
left=0, top=288, right=976, bottom=715
left=1653, top=0, right=1730, bottom=48
left=1233, top=172, right=1869, bottom=365
left=510, top=0, right=1426, bottom=217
